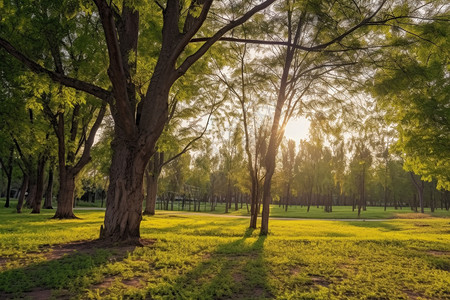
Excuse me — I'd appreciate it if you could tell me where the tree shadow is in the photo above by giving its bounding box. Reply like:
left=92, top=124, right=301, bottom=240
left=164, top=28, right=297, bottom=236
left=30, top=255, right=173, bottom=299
left=0, top=240, right=139, bottom=299
left=146, top=228, right=271, bottom=299
left=346, top=221, right=402, bottom=232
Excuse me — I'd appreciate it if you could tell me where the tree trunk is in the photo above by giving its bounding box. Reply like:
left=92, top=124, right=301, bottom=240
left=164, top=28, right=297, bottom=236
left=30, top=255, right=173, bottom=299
left=249, top=178, right=259, bottom=228
left=31, top=155, right=47, bottom=214
left=53, top=171, right=77, bottom=219
left=101, top=138, right=148, bottom=244
left=144, top=151, right=163, bottom=215
left=43, top=165, right=54, bottom=209
left=16, top=174, right=29, bottom=213
left=410, top=172, right=424, bottom=213
left=26, top=182, right=36, bottom=209
left=144, top=173, right=158, bottom=215
left=4, top=166, right=12, bottom=208
left=2, top=146, right=14, bottom=208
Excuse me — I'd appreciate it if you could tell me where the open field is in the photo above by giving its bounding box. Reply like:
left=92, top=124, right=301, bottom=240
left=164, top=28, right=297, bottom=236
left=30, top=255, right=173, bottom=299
left=4, top=197, right=449, bottom=219
left=0, top=208, right=449, bottom=299
left=203, top=204, right=450, bottom=219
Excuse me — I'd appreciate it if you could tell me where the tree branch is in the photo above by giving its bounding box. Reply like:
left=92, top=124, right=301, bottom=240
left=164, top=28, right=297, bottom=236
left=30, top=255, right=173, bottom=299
left=176, top=0, right=276, bottom=78
left=162, top=106, right=215, bottom=167
left=189, top=0, right=388, bottom=54
left=72, top=103, right=107, bottom=175
left=0, top=37, right=111, bottom=102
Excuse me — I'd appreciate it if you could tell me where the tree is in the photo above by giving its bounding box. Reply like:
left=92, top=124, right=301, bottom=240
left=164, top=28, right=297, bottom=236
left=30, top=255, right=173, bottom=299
left=1, top=0, right=276, bottom=243
left=0, top=145, right=14, bottom=208
left=280, top=139, right=296, bottom=211
left=372, top=19, right=450, bottom=191
left=259, top=0, right=398, bottom=234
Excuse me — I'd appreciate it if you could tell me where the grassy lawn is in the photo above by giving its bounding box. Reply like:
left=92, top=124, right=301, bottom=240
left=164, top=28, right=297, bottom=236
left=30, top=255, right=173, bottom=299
left=204, top=204, right=450, bottom=219
left=0, top=207, right=449, bottom=299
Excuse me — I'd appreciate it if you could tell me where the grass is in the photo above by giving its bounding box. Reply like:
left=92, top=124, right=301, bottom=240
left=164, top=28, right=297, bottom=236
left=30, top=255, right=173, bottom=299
left=3, top=197, right=449, bottom=219
left=0, top=207, right=449, bottom=299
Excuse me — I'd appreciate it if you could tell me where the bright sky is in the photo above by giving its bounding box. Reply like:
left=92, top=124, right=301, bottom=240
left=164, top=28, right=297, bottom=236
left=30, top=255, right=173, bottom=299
left=284, top=117, right=310, bottom=142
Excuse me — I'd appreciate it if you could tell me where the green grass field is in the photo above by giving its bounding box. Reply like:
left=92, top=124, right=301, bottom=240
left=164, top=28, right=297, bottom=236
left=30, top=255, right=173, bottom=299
left=0, top=207, right=449, bottom=299
left=203, top=204, right=450, bottom=219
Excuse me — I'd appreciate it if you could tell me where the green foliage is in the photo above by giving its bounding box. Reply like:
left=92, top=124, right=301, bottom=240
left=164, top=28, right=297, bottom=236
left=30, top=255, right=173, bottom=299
left=372, top=20, right=450, bottom=190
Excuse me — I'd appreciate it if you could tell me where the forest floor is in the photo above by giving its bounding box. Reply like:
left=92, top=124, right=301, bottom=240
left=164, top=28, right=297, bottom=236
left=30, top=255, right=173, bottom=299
left=0, top=208, right=449, bottom=299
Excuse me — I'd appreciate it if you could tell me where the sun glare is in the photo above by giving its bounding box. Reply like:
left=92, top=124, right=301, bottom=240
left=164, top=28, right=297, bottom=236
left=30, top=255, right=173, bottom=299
left=284, top=117, right=310, bottom=142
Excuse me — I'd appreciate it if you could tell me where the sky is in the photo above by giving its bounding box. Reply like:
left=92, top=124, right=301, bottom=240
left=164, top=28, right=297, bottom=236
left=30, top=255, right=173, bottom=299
left=284, top=117, right=310, bottom=143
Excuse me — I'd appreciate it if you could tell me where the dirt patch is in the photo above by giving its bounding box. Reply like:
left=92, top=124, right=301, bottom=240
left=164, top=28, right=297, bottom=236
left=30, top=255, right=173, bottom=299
left=24, top=289, right=53, bottom=300
left=310, top=276, right=330, bottom=288
left=232, top=272, right=244, bottom=282
left=402, top=289, right=424, bottom=300
left=92, top=277, right=116, bottom=289
left=290, top=266, right=301, bottom=275
left=44, top=238, right=156, bottom=261
left=123, top=277, right=144, bottom=288
left=427, top=250, right=450, bottom=257
left=1, top=288, right=65, bottom=300
left=395, top=213, right=433, bottom=219
left=223, top=286, right=269, bottom=300
left=0, top=257, right=9, bottom=268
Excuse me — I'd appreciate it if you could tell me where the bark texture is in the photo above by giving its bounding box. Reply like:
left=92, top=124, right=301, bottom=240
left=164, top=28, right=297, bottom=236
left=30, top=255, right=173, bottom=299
left=43, top=165, right=54, bottom=209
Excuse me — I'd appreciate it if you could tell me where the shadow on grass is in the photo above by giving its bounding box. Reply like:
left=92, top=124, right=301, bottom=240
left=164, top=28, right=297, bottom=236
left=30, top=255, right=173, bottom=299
left=346, top=221, right=402, bottom=231
left=147, top=228, right=271, bottom=299
left=0, top=240, right=137, bottom=298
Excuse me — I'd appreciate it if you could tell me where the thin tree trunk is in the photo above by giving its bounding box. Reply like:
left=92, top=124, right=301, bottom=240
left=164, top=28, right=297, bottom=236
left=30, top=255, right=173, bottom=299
left=410, top=172, right=424, bottom=213
left=43, top=165, right=54, bottom=209
left=144, top=152, right=163, bottom=216
left=31, top=155, right=47, bottom=214
left=144, top=173, right=158, bottom=215
left=1, top=146, right=14, bottom=208
left=16, top=174, right=29, bottom=213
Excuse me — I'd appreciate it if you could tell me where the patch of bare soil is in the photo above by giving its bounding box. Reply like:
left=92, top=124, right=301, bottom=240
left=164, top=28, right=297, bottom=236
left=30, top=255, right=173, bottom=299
left=122, top=277, right=144, bottom=288
left=427, top=250, right=450, bottom=257
left=23, top=289, right=53, bottom=300
left=232, top=272, right=244, bottom=282
left=0, top=257, right=8, bottom=268
left=223, top=286, right=270, bottom=300
left=290, top=266, right=301, bottom=275
left=2, top=288, right=70, bottom=300
left=402, top=289, right=425, bottom=300
left=44, top=238, right=156, bottom=261
left=395, top=213, right=433, bottom=219
left=310, top=276, right=330, bottom=288
left=92, top=276, right=116, bottom=289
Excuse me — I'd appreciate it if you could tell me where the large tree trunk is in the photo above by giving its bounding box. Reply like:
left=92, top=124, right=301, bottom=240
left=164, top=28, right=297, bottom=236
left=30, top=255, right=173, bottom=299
left=26, top=181, right=36, bottom=209
left=16, top=174, right=29, bottom=213
left=43, top=165, right=54, bottom=209
left=53, top=171, right=77, bottom=219
left=101, top=138, right=149, bottom=244
left=31, top=155, right=47, bottom=214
